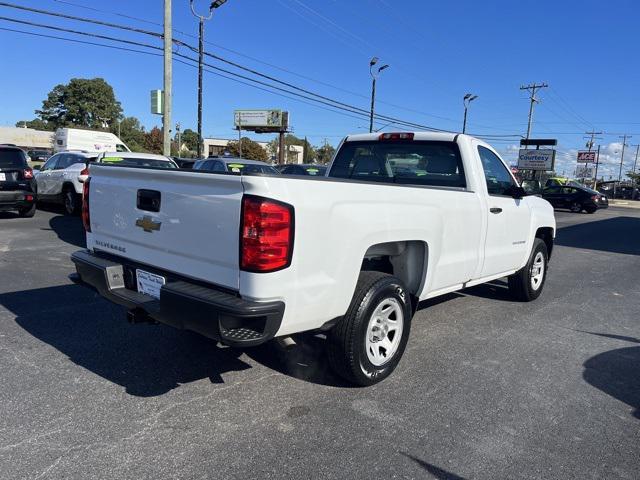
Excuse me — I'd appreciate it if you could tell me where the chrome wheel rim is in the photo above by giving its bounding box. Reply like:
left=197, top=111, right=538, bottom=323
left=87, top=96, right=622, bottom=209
left=570, top=202, right=581, bottom=212
left=65, top=192, right=75, bottom=214
left=365, top=298, right=403, bottom=367
left=530, top=252, right=545, bottom=291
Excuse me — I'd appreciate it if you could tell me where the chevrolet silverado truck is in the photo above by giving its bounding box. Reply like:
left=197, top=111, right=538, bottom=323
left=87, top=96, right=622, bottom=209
left=71, top=132, right=556, bottom=386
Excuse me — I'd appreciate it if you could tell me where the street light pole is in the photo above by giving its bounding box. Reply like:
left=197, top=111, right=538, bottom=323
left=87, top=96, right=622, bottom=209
left=369, top=57, right=389, bottom=133
left=163, top=0, right=172, bottom=156
left=190, top=0, right=228, bottom=158
left=462, top=93, right=477, bottom=134
left=616, top=134, right=630, bottom=198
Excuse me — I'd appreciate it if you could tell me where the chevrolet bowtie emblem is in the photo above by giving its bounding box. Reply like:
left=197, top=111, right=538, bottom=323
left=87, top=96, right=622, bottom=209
left=135, top=215, right=161, bottom=233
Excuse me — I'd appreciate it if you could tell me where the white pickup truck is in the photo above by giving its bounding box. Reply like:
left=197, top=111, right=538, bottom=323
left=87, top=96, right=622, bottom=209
left=71, top=132, right=555, bottom=385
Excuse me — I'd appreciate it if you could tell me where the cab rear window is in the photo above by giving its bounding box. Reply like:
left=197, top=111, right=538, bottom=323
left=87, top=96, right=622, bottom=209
left=329, top=140, right=466, bottom=188
left=0, top=149, right=28, bottom=169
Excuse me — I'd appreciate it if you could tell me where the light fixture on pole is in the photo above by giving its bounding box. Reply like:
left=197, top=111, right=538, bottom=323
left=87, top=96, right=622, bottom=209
left=462, top=93, right=478, bottom=134
left=369, top=57, right=389, bottom=133
left=189, top=0, right=228, bottom=158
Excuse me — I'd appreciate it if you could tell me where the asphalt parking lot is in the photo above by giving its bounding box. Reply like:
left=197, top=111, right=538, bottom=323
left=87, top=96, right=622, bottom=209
left=0, top=206, right=638, bottom=480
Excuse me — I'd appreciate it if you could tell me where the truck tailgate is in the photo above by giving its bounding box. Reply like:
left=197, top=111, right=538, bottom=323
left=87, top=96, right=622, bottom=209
left=87, top=165, right=243, bottom=290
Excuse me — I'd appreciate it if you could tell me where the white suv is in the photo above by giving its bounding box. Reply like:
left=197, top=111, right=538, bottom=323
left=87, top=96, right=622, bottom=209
left=36, top=151, right=97, bottom=215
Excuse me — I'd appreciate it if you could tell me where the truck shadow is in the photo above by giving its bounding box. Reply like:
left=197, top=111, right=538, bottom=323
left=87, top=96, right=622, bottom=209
left=580, top=331, right=640, bottom=420
left=37, top=206, right=86, bottom=248
left=400, top=452, right=467, bottom=480
left=1, top=284, right=253, bottom=397
left=555, top=216, right=640, bottom=255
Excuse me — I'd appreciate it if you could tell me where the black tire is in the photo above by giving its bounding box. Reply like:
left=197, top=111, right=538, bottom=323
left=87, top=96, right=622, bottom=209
left=63, top=187, right=80, bottom=215
left=569, top=201, right=582, bottom=213
left=585, top=206, right=597, bottom=214
left=327, top=271, right=412, bottom=386
left=18, top=203, right=36, bottom=218
left=508, top=238, right=548, bottom=302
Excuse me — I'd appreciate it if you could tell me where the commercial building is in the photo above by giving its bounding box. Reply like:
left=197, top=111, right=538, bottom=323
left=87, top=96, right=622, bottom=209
left=202, top=137, right=303, bottom=164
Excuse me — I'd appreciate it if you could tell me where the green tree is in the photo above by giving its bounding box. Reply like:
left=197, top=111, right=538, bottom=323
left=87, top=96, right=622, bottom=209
left=15, top=119, right=55, bottom=131
left=266, top=134, right=316, bottom=163
left=315, top=142, right=336, bottom=164
left=36, top=78, right=123, bottom=129
left=112, top=116, right=145, bottom=151
left=144, top=126, right=163, bottom=154
left=226, top=137, right=269, bottom=162
left=180, top=128, right=199, bottom=152
left=627, top=171, right=640, bottom=187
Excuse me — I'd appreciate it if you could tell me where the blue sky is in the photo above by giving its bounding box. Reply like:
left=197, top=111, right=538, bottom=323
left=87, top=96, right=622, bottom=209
left=1, top=0, right=639, bottom=178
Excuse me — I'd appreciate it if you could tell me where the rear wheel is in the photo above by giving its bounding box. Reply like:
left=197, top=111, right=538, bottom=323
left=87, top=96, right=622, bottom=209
left=508, top=238, right=548, bottom=302
left=18, top=203, right=36, bottom=218
left=63, top=187, right=79, bottom=215
left=585, top=206, right=597, bottom=214
left=327, top=271, right=412, bottom=386
left=569, top=201, right=582, bottom=213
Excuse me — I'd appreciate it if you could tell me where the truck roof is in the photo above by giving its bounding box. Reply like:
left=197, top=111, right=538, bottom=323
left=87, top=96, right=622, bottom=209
left=344, top=131, right=459, bottom=142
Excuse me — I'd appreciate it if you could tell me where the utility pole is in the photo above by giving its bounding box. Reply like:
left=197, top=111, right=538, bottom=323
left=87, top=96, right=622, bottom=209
left=163, top=0, right=172, bottom=156
left=593, top=145, right=601, bottom=191
left=583, top=130, right=602, bottom=185
left=237, top=118, right=242, bottom=159
left=520, top=82, right=548, bottom=141
left=175, top=122, right=181, bottom=157
left=190, top=0, right=228, bottom=158
left=632, top=144, right=640, bottom=180
left=278, top=131, right=285, bottom=165
left=616, top=134, right=630, bottom=198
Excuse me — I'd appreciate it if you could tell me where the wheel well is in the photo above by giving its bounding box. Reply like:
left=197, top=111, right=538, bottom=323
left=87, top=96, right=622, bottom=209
left=536, top=227, right=554, bottom=259
left=62, top=182, right=75, bottom=193
left=360, top=241, right=428, bottom=297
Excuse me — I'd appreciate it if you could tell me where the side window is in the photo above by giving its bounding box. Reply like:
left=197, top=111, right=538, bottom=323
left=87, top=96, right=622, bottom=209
left=478, top=146, right=516, bottom=196
left=41, top=155, right=59, bottom=171
left=53, top=154, right=69, bottom=170
left=212, top=161, right=225, bottom=172
left=116, top=144, right=128, bottom=152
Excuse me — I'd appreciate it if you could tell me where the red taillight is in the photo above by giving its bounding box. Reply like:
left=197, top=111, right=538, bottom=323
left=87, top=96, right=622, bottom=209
left=82, top=177, right=91, bottom=232
left=23, top=168, right=33, bottom=179
left=240, top=195, right=294, bottom=272
left=379, top=132, right=414, bottom=141
left=79, top=166, right=89, bottom=176
left=591, top=195, right=598, bottom=200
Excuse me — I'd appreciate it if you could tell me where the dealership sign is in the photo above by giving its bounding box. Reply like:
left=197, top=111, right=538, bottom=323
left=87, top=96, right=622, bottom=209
left=517, top=149, right=555, bottom=171
left=577, top=150, right=596, bottom=163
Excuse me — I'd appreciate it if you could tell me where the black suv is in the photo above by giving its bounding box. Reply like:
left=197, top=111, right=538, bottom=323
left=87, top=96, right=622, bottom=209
left=0, top=146, right=37, bottom=217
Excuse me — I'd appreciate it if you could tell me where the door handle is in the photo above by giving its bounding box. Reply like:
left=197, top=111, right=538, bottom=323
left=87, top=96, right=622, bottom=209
left=490, top=207, right=503, bottom=214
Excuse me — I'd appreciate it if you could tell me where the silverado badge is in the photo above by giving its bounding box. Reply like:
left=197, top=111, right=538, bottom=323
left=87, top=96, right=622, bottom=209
left=135, top=215, right=161, bottom=233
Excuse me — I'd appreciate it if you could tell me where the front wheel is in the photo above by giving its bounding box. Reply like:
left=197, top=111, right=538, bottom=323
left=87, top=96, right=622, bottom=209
left=569, top=201, right=582, bottom=213
left=327, top=271, right=412, bottom=386
left=508, top=238, right=548, bottom=302
left=64, top=188, right=80, bottom=215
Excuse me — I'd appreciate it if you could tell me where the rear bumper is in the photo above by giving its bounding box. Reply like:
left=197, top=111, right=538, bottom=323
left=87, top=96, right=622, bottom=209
left=0, top=190, right=36, bottom=211
left=70, top=250, right=284, bottom=347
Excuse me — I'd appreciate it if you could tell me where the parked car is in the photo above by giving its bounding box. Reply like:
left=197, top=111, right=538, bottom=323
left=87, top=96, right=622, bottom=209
left=26, top=150, right=50, bottom=163
left=95, top=152, right=178, bottom=169
left=71, top=132, right=556, bottom=386
left=277, top=164, right=328, bottom=176
left=0, top=145, right=37, bottom=217
left=36, top=151, right=98, bottom=215
left=542, top=184, right=608, bottom=213
left=192, top=157, right=279, bottom=175
left=172, top=157, right=197, bottom=169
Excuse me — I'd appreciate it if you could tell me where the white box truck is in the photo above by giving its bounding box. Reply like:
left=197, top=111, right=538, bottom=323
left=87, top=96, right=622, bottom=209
left=54, top=128, right=130, bottom=153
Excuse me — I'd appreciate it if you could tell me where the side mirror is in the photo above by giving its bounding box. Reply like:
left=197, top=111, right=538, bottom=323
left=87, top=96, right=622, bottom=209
left=510, top=185, right=527, bottom=199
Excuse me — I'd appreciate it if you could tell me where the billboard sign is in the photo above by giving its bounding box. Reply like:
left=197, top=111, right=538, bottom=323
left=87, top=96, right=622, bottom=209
left=517, top=149, right=555, bottom=171
left=575, top=165, right=594, bottom=178
left=577, top=150, right=596, bottom=163
left=234, top=110, right=288, bottom=131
